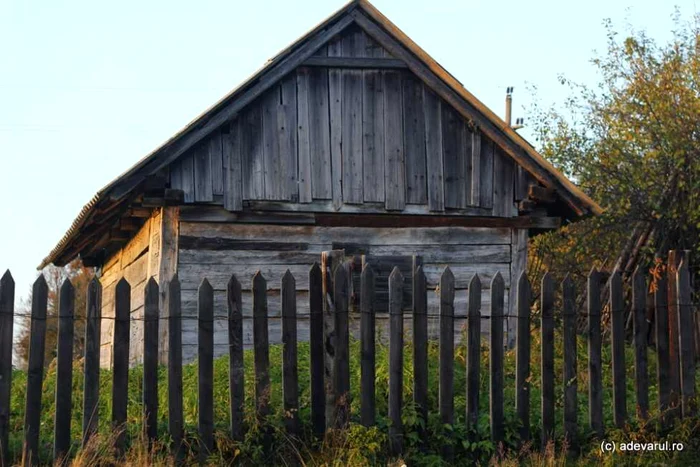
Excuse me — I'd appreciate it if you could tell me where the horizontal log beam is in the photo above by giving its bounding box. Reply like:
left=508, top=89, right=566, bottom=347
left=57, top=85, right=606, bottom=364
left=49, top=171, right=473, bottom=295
left=302, top=56, right=407, bottom=69
left=242, top=200, right=491, bottom=216
left=142, top=189, right=185, bottom=207
left=315, top=214, right=561, bottom=229
left=179, top=236, right=310, bottom=252
left=128, top=207, right=153, bottom=218
left=518, top=199, right=537, bottom=212
left=528, top=185, right=556, bottom=204
left=179, top=206, right=315, bottom=224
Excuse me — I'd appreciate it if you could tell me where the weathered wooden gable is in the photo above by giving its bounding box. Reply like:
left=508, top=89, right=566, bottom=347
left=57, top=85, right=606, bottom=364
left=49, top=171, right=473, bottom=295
left=169, top=25, right=533, bottom=217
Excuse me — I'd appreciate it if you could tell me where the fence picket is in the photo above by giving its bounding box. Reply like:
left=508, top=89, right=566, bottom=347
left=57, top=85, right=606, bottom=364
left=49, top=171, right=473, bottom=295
left=389, top=267, right=404, bottom=455
left=282, top=271, right=300, bottom=436
left=198, top=279, right=214, bottom=458
left=228, top=274, right=244, bottom=441
left=0, top=271, right=15, bottom=467
left=587, top=268, right=603, bottom=437
left=360, top=264, right=376, bottom=427
left=632, top=268, right=649, bottom=420
left=309, top=263, right=325, bottom=435
left=676, top=260, right=695, bottom=418
left=562, top=275, right=577, bottom=448
left=439, top=267, right=455, bottom=458
left=610, top=269, right=627, bottom=428
left=413, top=266, right=428, bottom=438
left=515, top=272, right=530, bottom=442
left=253, top=272, right=271, bottom=421
left=466, top=274, right=481, bottom=436
left=23, top=276, right=48, bottom=466
left=112, top=278, right=131, bottom=453
left=333, top=265, right=350, bottom=428
left=143, top=278, right=159, bottom=443
left=655, top=272, right=671, bottom=429
left=540, top=272, right=555, bottom=448
left=54, top=280, right=75, bottom=462
left=0, top=256, right=693, bottom=464
left=82, top=278, right=101, bottom=448
left=667, top=250, right=682, bottom=417
left=490, top=272, right=505, bottom=444
left=167, top=275, right=184, bottom=461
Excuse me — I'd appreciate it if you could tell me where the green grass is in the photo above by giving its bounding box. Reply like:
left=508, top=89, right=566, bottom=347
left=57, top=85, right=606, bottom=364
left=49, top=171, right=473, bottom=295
left=7, top=327, right=700, bottom=466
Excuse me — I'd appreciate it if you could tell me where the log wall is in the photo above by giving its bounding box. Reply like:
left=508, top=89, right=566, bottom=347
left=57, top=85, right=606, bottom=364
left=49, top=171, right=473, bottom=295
left=177, top=221, right=518, bottom=362
left=98, top=208, right=175, bottom=366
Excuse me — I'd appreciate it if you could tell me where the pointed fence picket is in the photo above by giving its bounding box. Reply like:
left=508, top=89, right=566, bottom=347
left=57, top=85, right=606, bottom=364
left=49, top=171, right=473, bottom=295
left=0, top=250, right=697, bottom=464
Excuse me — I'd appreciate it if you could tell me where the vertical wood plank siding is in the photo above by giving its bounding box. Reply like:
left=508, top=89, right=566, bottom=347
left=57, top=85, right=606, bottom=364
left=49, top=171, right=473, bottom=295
left=362, top=65, right=385, bottom=202
left=166, top=27, right=526, bottom=218
left=223, top=122, right=243, bottom=211
left=297, top=67, right=313, bottom=204
left=403, top=75, right=427, bottom=204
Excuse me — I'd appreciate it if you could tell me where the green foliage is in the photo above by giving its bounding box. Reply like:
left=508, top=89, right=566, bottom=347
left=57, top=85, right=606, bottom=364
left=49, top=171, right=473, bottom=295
left=14, top=260, right=94, bottom=368
left=527, top=11, right=700, bottom=280
left=6, top=330, right=700, bottom=466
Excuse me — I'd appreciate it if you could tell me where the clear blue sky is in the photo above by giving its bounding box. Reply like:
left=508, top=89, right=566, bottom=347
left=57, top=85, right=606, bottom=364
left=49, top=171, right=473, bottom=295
left=0, top=0, right=697, bottom=307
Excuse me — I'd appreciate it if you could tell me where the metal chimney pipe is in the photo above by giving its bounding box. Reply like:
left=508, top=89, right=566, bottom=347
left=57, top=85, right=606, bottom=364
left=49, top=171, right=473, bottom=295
left=505, top=86, right=513, bottom=127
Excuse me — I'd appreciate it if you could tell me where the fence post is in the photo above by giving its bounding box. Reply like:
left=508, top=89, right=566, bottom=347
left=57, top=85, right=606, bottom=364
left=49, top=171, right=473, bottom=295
left=82, top=278, right=101, bottom=448
left=198, top=279, right=214, bottom=458
left=413, top=266, right=428, bottom=439
left=466, top=274, right=481, bottom=437
left=667, top=250, right=683, bottom=416
left=389, top=267, right=404, bottom=455
left=515, top=272, right=530, bottom=442
left=253, top=272, right=271, bottom=422
left=655, top=272, right=671, bottom=429
left=143, top=278, right=159, bottom=443
left=540, top=272, right=555, bottom=449
left=54, top=279, right=74, bottom=463
left=167, top=275, right=184, bottom=461
left=610, top=269, right=627, bottom=428
left=23, top=275, right=48, bottom=466
left=228, top=274, right=244, bottom=441
left=333, top=265, right=350, bottom=428
left=439, top=267, right=455, bottom=458
left=490, top=273, right=505, bottom=444
left=562, top=275, right=577, bottom=449
left=0, top=270, right=15, bottom=467
left=282, top=271, right=300, bottom=436
left=587, top=268, right=603, bottom=438
left=676, top=260, right=695, bottom=418
left=360, top=264, right=376, bottom=427
left=309, top=263, right=325, bottom=436
left=632, top=267, right=649, bottom=420
left=112, top=278, right=130, bottom=453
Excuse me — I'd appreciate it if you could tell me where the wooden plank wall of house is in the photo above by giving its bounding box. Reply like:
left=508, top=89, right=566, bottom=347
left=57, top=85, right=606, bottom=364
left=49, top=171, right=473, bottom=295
left=177, top=222, right=512, bottom=362
left=168, top=26, right=534, bottom=217
left=97, top=209, right=176, bottom=367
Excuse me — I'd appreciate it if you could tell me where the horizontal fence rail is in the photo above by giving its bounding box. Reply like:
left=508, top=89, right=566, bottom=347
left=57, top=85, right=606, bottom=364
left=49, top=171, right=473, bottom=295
left=0, top=252, right=698, bottom=464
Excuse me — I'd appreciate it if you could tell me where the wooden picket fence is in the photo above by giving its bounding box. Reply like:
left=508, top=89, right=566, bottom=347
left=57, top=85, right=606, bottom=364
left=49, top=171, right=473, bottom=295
left=0, top=254, right=697, bottom=465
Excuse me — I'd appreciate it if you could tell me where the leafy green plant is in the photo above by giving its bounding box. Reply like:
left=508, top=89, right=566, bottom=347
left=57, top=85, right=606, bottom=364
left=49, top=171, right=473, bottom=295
left=6, top=328, right=700, bottom=466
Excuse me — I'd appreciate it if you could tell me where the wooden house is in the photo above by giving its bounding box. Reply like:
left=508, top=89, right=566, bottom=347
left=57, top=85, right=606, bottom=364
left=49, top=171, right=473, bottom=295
left=39, top=0, right=601, bottom=366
